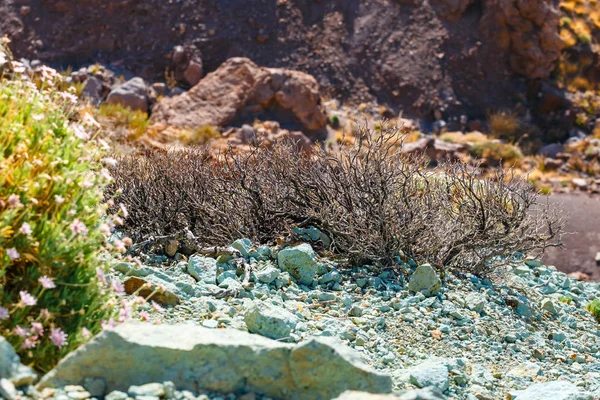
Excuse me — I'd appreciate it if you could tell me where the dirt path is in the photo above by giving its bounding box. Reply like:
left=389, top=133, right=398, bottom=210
left=543, top=193, right=600, bottom=280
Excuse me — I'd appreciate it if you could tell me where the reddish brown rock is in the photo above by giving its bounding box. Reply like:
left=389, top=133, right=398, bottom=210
left=151, top=58, right=327, bottom=138
left=123, top=276, right=180, bottom=306
left=480, top=0, right=563, bottom=79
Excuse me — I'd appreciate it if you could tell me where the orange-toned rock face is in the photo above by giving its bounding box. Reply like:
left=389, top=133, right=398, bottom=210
left=151, top=57, right=327, bottom=139
left=481, top=0, right=563, bottom=79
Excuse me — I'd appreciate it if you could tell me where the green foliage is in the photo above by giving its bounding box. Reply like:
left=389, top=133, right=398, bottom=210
left=586, top=299, right=600, bottom=321
left=329, top=115, right=340, bottom=129
left=469, top=141, right=523, bottom=166
left=97, top=103, right=149, bottom=140
left=0, top=62, right=116, bottom=371
left=559, top=295, right=573, bottom=305
left=488, top=111, right=520, bottom=141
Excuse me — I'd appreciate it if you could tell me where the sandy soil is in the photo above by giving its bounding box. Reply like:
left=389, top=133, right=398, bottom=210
left=543, top=193, right=600, bottom=280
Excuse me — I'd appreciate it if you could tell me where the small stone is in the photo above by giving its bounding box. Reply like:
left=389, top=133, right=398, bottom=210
left=67, top=391, right=91, bottom=400
left=217, top=271, right=238, bottom=285
left=277, top=244, right=319, bottom=285
left=504, top=334, right=517, bottom=343
left=231, top=238, right=252, bottom=257
left=572, top=178, right=588, bottom=190
left=128, top=383, right=165, bottom=398
left=255, top=264, right=280, bottom=284
left=468, top=384, right=494, bottom=400
left=510, top=380, right=592, bottom=400
left=106, top=77, right=148, bottom=112
left=105, top=391, right=128, bottom=400
left=524, top=258, right=544, bottom=268
left=162, top=382, right=175, bottom=399
left=83, top=378, right=106, bottom=398
left=541, top=299, right=558, bottom=315
left=408, top=264, right=441, bottom=296
left=65, top=386, right=86, bottom=392
left=408, top=359, right=450, bottom=392
left=318, top=292, right=336, bottom=301
left=244, top=300, right=299, bottom=340
left=507, top=362, right=541, bottom=379
left=465, top=293, right=486, bottom=314
left=349, top=306, right=363, bottom=317
left=187, top=256, right=217, bottom=284
left=0, top=379, right=17, bottom=400
left=202, top=319, right=219, bottom=328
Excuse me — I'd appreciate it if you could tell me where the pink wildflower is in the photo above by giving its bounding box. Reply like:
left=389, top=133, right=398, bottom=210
left=6, top=248, right=20, bottom=260
left=30, top=322, right=44, bottom=336
left=7, top=194, right=22, bottom=208
left=101, top=157, right=118, bottom=167
left=96, top=267, right=107, bottom=285
left=151, top=301, right=164, bottom=313
left=13, top=326, right=28, bottom=338
left=55, top=195, right=65, bottom=204
left=21, top=336, right=38, bottom=349
left=40, top=308, right=51, bottom=320
left=72, top=124, right=90, bottom=140
left=49, top=327, right=68, bottom=348
left=111, top=279, right=125, bottom=295
left=113, top=239, right=126, bottom=253
left=81, top=328, right=91, bottom=338
left=19, top=291, right=37, bottom=307
left=19, top=222, right=32, bottom=235
left=69, top=219, right=88, bottom=236
left=140, top=311, right=149, bottom=321
left=0, top=307, right=9, bottom=320
left=99, top=223, right=112, bottom=236
left=38, top=275, right=56, bottom=289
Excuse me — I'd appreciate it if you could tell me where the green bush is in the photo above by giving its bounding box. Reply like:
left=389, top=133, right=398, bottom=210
left=586, top=299, right=600, bottom=321
left=469, top=141, right=523, bottom=166
left=0, top=53, right=116, bottom=371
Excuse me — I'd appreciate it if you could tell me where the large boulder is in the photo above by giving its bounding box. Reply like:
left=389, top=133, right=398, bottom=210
left=0, top=337, right=37, bottom=386
left=38, top=322, right=392, bottom=400
left=106, top=77, right=148, bottom=112
left=151, top=58, right=327, bottom=138
left=480, top=0, right=563, bottom=79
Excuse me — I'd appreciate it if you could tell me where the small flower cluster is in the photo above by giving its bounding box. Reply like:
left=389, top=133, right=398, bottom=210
left=2, top=278, right=69, bottom=350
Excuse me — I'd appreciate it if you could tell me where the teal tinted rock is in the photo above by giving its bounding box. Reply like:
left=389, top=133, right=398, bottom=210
left=105, top=391, right=128, bottom=400
left=128, top=383, right=165, bottom=398
left=39, top=322, right=391, bottom=400
left=0, top=337, right=37, bottom=386
left=217, top=271, right=237, bottom=284
left=244, top=300, right=299, bottom=340
left=524, top=258, right=544, bottom=268
left=254, top=263, right=280, bottom=284
left=408, top=265, right=441, bottom=296
left=510, top=381, right=592, bottom=400
left=231, top=238, right=252, bottom=257
left=408, top=359, right=449, bottom=392
left=277, top=244, right=318, bottom=285
left=187, top=256, right=217, bottom=284
left=465, top=293, right=486, bottom=314
left=541, top=299, right=558, bottom=315
left=290, top=337, right=392, bottom=398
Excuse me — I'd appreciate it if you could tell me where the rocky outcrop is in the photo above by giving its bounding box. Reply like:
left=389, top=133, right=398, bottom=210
left=480, top=0, right=564, bottom=79
left=106, top=77, right=149, bottom=112
left=151, top=58, right=327, bottom=138
left=38, top=322, right=392, bottom=400
left=0, top=337, right=37, bottom=386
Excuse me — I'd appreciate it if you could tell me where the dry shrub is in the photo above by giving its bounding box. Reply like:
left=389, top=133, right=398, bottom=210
left=109, top=124, right=563, bottom=277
